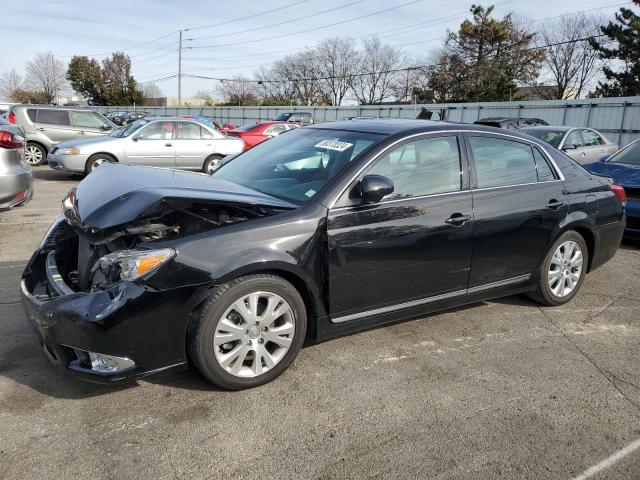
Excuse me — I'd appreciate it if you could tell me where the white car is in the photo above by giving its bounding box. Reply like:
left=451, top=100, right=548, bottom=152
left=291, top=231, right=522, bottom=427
left=47, top=117, right=245, bottom=174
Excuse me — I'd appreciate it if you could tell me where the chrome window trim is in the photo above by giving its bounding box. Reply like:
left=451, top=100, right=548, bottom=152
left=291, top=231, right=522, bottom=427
left=328, top=129, right=565, bottom=210
left=331, top=274, right=531, bottom=323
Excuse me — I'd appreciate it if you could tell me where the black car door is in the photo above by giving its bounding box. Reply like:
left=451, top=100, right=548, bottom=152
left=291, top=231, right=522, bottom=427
left=327, top=133, right=474, bottom=321
left=464, top=133, right=567, bottom=288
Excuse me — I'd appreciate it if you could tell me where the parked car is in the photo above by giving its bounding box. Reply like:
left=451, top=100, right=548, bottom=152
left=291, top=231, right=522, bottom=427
left=521, top=126, right=619, bottom=164
left=21, top=120, right=625, bottom=389
left=0, top=117, right=32, bottom=209
left=106, top=111, right=129, bottom=126
left=225, top=121, right=300, bottom=149
left=273, top=111, right=313, bottom=124
left=47, top=117, right=245, bottom=174
left=122, top=111, right=148, bottom=125
left=584, top=138, right=639, bottom=237
left=474, top=117, right=549, bottom=130
left=7, top=105, right=116, bottom=166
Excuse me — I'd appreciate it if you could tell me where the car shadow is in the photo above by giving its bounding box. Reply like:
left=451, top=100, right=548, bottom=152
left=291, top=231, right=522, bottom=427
left=31, top=167, right=81, bottom=181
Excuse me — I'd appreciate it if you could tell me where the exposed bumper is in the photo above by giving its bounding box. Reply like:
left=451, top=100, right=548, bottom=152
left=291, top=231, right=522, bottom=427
left=0, top=169, right=33, bottom=209
left=590, top=216, right=626, bottom=271
left=47, top=153, right=90, bottom=172
left=20, top=219, right=206, bottom=383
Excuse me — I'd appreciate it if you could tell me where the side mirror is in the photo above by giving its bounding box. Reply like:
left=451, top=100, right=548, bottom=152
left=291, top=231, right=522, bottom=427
left=360, top=175, right=394, bottom=204
left=101, top=124, right=112, bottom=131
left=599, top=154, right=612, bottom=162
left=132, top=135, right=140, bottom=142
left=562, top=143, right=576, bottom=151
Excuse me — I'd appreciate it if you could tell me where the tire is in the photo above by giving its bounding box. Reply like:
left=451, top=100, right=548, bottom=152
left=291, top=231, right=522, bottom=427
left=84, top=154, right=115, bottom=175
left=188, top=274, right=307, bottom=390
left=528, top=230, right=588, bottom=306
left=202, top=154, right=224, bottom=174
left=25, top=143, right=46, bottom=166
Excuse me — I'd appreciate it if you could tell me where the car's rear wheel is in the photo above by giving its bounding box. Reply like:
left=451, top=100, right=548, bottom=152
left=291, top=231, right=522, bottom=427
left=202, top=154, right=224, bottom=174
left=188, top=274, right=307, bottom=390
left=25, top=143, right=46, bottom=166
left=85, top=154, right=115, bottom=175
left=528, top=230, right=588, bottom=306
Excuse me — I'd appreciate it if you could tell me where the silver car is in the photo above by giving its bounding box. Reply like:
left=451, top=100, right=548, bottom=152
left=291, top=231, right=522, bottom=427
left=0, top=117, right=33, bottom=209
left=521, top=126, right=618, bottom=164
left=47, top=117, right=245, bottom=174
left=7, top=105, right=116, bottom=166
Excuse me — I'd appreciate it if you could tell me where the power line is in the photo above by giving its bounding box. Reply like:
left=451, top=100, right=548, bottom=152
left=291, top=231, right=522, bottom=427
left=187, top=0, right=369, bottom=41
left=56, top=31, right=178, bottom=59
left=178, top=33, right=611, bottom=85
left=186, top=0, right=311, bottom=32
left=186, top=0, right=426, bottom=49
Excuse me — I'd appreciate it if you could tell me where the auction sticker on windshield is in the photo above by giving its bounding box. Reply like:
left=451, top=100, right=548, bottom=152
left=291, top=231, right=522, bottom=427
left=315, top=139, right=353, bottom=152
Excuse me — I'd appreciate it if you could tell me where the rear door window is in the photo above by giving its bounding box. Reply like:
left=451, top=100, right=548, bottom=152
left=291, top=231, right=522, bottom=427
left=469, top=136, right=538, bottom=188
left=533, top=148, right=556, bottom=181
left=37, top=109, right=70, bottom=126
left=26, top=109, right=37, bottom=121
left=564, top=130, right=583, bottom=148
left=70, top=111, right=105, bottom=129
left=582, top=130, right=601, bottom=147
left=176, top=122, right=202, bottom=139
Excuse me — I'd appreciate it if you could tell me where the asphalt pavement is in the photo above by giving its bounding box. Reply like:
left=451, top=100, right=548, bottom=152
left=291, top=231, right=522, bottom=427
left=1, top=167, right=639, bottom=479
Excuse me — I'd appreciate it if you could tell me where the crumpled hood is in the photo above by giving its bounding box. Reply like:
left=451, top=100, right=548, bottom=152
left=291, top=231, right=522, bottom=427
left=584, top=161, right=640, bottom=189
left=65, top=163, right=297, bottom=230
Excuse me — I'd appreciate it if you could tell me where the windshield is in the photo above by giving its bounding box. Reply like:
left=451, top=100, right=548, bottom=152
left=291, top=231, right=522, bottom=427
left=213, top=127, right=384, bottom=204
left=521, top=129, right=565, bottom=148
left=609, top=140, right=640, bottom=165
left=110, top=119, right=148, bottom=138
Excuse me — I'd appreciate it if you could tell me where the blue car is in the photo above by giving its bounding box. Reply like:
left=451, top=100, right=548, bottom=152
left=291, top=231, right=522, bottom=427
left=584, top=139, right=640, bottom=237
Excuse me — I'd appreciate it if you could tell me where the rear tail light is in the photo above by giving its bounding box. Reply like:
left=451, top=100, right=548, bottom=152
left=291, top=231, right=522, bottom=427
left=610, top=184, right=626, bottom=206
left=0, top=131, right=24, bottom=149
left=8, top=111, right=16, bottom=124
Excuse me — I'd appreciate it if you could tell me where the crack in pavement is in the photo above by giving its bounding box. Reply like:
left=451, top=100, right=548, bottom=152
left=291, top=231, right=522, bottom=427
left=538, top=305, right=640, bottom=413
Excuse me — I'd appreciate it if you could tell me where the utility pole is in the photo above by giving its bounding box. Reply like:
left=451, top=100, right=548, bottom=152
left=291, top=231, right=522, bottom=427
left=178, top=29, right=183, bottom=107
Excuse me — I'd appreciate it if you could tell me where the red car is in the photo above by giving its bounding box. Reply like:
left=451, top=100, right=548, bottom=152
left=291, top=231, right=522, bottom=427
left=226, top=121, right=300, bottom=150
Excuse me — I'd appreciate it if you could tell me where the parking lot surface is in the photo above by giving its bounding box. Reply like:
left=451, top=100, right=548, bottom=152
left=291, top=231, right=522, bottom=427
left=1, top=167, right=639, bottom=479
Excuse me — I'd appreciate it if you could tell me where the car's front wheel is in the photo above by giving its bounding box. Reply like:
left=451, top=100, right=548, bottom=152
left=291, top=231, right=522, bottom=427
left=188, top=274, right=307, bottom=389
left=25, top=143, right=46, bottom=166
left=84, top=154, right=115, bottom=174
left=529, top=230, right=588, bottom=306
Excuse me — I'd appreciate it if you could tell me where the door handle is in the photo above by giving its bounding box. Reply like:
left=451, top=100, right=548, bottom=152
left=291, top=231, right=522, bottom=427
left=77, top=131, right=86, bottom=135
left=546, top=200, right=566, bottom=210
left=445, top=214, right=471, bottom=226
left=165, top=143, right=172, bottom=147
left=36, top=127, right=45, bottom=131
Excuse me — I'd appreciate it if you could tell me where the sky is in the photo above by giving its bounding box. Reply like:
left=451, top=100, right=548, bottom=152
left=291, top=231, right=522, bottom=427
left=0, top=0, right=631, bottom=99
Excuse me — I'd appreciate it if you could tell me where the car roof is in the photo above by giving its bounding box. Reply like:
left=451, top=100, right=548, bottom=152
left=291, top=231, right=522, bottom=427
left=307, top=119, right=509, bottom=136
left=520, top=125, right=573, bottom=132
left=12, top=104, right=92, bottom=111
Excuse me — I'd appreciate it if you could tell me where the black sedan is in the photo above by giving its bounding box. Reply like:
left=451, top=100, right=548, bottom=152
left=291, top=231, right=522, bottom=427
left=21, top=120, right=625, bottom=389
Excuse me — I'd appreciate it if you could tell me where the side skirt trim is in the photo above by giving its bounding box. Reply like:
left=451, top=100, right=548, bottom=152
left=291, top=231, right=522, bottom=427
left=330, top=273, right=531, bottom=324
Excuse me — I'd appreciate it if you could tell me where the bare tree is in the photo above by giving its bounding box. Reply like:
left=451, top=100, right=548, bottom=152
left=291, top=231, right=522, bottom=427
left=273, top=50, right=323, bottom=106
left=532, top=14, right=604, bottom=99
left=255, top=66, right=296, bottom=105
left=315, top=37, right=359, bottom=105
left=215, top=75, right=259, bottom=105
left=25, top=52, right=66, bottom=103
left=352, top=38, right=406, bottom=104
left=142, top=83, right=163, bottom=99
left=0, top=68, right=24, bottom=100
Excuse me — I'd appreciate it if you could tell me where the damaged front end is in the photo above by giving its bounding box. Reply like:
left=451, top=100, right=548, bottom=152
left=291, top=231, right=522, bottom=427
left=21, top=164, right=295, bottom=382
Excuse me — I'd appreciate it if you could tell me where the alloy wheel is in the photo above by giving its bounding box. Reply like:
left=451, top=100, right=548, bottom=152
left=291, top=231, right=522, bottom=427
left=206, top=158, right=221, bottom=174
left=25, top=145, right=43, bottom=165
left=548, top=240, right=583, bottom=297
left=213, top=291, right=295, bottom=378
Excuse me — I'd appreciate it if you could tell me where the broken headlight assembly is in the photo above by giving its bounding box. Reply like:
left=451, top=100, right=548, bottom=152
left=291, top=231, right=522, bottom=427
left=93, top=248, right=175, bottom=284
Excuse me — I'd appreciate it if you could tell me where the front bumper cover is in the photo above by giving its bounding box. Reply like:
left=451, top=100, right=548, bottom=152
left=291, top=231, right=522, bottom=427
left=20, top=220, right=207, bottom=383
